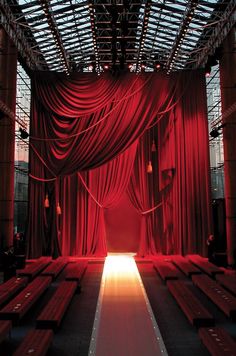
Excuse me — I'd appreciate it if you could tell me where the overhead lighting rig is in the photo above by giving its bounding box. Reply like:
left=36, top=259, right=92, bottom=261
left=166, top=0, right=198, bottom=74
left=136, top=1, right=151, bottom=73
left=88, top=2, right=101, bottom=75
left=39, top=0, right=69, bottom=74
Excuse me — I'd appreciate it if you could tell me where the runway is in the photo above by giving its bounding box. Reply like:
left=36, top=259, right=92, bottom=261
left=89, top=254, right=168, bottom=356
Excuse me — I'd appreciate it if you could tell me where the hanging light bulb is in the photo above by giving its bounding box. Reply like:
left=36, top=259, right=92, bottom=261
left=56, top=202, right=62, bottom=215
left=44, top=194, right=50, bottom=208
left=147, top=161, right=153, bottom=173
left=151, top=140, right=156, bottom=152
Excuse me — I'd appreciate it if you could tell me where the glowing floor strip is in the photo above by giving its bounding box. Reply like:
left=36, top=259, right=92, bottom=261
left=89, top=255, right=168, bottom=356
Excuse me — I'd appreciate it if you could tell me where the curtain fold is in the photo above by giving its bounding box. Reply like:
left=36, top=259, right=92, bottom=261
left=158, top=71, right=212, bottom=255
left=27, top=69, right=212, bottom=257
left=127, top=129, right=162, bottom=256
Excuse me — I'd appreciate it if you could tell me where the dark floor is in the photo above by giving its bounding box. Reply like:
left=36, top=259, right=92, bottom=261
left=0, top=262, right=103, bottom=356
left=137, top=261, right=236, bottom=356
left=0, top=260, right=236, bottom=356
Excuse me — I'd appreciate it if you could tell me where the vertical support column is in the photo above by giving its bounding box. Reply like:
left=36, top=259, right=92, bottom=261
left=219, top=28, right=236, bottom=265
left=0, top=28, right=17, bottom=248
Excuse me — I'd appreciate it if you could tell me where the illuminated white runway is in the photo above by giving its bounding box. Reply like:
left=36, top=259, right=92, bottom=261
left=89, top=254, right=168, bottom=356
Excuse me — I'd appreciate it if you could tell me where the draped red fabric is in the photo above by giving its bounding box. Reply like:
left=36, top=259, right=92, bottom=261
left=28, top=142, right=137, bottom=257
left=27, top=69, right=212, bottom=258
left=158, top=71, right=212, bottom=255
left=127, top=130, right=162, bottom=256
left=30, top=72, right=176, bottom=175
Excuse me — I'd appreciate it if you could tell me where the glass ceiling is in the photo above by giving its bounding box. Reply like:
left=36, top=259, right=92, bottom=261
left=9, top=0, right=232, bottom=73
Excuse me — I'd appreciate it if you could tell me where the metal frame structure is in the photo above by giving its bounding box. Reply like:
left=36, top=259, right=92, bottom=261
left=0, top=0, right=234, bottom=74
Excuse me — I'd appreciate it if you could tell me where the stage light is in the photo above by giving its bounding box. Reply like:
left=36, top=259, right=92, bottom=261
left=19, top=127, right=29, bottom=139
left=210, top=123, right=226, bottom=138
left=103, top=64, right=109, bottom=70
left=205, top=64, right=211, bottom=77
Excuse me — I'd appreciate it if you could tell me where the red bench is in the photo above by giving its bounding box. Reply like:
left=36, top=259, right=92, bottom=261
left=167, top=280, right=214, bottom=327
left=187, top=254, right=224, bottom=277
left=0, top=276, right=52, bottom=323
left=17, top=257, right=52, bottom=280
left=199, top=327, right=236, bottom=356
left=64, top=261, right=88, bottom=282
left=36, top=281, right=77, bottom=330
left=216, top=274, right=236, bottom=297
left=41, top=260, right=68, bottom=279
left=192, top=274, right=236, bottom=320
left=171, top=255, right=202, bottom=277
left=0, top=276, right=28, bottom=307
left=153, top=260, right=181, bottom=281
left=0, top=320, right=11, bottom=344
left=13, top=329, right=53, bottom=356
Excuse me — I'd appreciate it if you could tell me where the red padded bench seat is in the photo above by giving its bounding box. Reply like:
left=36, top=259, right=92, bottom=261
left=167, top=280, right=214, bottom=327
left=187, top=254, right=224, bottom=277
left=0, top=320, right=11, bottom=344
left=17, top=258, right=52, bottom=280
left=0, top=276, right=52, bottom=323
left=36, top=281, right=77, bottom=330
left=0, top=276, right=28, bottom=307
left=41, top=260, right=68, bottom=279
left=192, top=274, right=236, bottom=320
left=65, top=261, right=88, bottom=282
left=171, top=255, right=202, bottom=277
left=199, top=327, right=236, bottom=356
left=13, top=329, right=53, bottom=356
left=215, top=274, right=236, bottom=297
left=153, top=260, right=181, bottom=281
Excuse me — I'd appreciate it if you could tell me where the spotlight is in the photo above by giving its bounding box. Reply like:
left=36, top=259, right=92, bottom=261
left=205, top=64, right=211, bottom=77
left=19, top=127, right=29, bottom=139
left=210, top=123, right=226, bottom=138
left=210, top=127, right=219, bottom=138
left=103, top=64, right=109, bottom=70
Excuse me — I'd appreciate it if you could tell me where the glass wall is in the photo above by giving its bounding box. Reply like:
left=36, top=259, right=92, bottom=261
left=206, top=64, right=224, bottom=199
left=14, top=63, right=30, bottom=234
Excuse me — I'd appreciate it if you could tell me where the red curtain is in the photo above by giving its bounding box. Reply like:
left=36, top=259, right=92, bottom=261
left=158, top=71, right=212, bottom=255
left=27, top=70, right=212, bottom=257
left=127, top=129, right=162, bottom=256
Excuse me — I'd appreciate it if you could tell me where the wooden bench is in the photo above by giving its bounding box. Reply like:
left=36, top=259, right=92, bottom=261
left=41, top=260, right=68, bottom=279
left=153, top=260, right=181, bottom=281
left=0, top=320, right=12, bottom=344
left=199, top=327, right=236, bottom=356
left=0, top=276, right=52, bottom=323
left=171, top=255, right=202, bottom=277
left=187, top=254, right=224, bottom=277
left=192, top=274, right=236, bottom=320
left=0, top=277, right=28, bottom=307
left=36, top=281, right=77, bottom=330
left=17, top=258, right=52, bottom=280
left=167, top=280, right=214, bottom=327
left=13, top=329, right=53, bottom=356
left=216, top=274, right=236, bottom=297
left=64, top=261, right=88, bottom=282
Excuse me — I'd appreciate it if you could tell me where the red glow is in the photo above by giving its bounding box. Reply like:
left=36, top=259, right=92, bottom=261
left=156, top=63, right=161, bottom=69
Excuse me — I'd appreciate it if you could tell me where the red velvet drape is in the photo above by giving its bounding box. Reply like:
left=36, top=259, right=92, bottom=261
left=58, top=142, right=137, bottom=256
left=27, top=70, right=212, bottom=257
left=127, top=130, right=162, bottom=256
left=158, top=71, right=212, bottom=255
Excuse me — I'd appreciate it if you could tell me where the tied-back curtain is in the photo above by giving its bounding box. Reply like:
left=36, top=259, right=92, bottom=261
left=127, top=131, right=162, bottom=256
left=58, top=142, right=138, bottom=256
left=27, top=69, right=212, bottom=257
left=158, top=71, right=212, bottom=255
